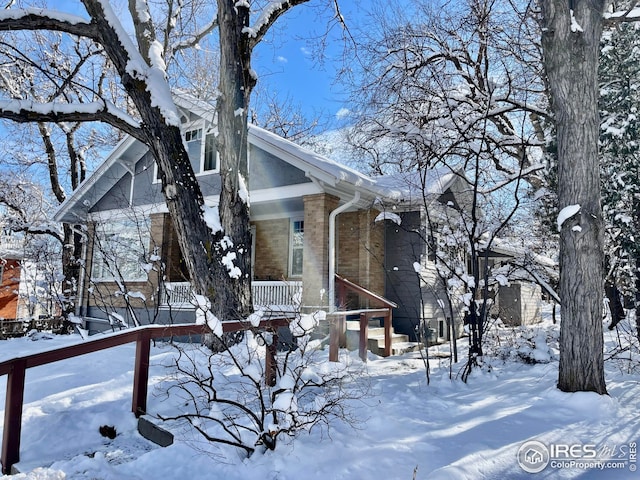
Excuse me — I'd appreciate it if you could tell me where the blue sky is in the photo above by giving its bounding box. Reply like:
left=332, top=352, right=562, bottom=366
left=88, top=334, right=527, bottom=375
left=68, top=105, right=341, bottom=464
left=251, top=2, right=366, bottom=125
left=51, top=0, right=365, bottom=125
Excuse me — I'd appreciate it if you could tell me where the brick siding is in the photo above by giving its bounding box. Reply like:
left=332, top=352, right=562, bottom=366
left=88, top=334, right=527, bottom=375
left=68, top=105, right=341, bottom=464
left=252, top=218, right=290, bottom=280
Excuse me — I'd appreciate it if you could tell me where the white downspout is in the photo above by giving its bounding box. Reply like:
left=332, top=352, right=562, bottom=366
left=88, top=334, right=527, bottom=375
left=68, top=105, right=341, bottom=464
left=328, top=191, right=360, bottom=313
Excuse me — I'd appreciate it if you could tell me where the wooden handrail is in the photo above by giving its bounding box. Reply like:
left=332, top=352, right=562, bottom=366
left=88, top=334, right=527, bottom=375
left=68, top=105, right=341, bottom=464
left=331, top=275, right=396, bottom=361
left=335, top=274, right=397, bottom=309
left=1, top=318, right=289, bottom=475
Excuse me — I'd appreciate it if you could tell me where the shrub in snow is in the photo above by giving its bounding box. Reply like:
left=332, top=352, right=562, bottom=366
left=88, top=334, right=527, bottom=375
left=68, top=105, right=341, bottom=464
left=156, top=310, right=366, bottom=458
left=484, top=324, right=558, bottom=365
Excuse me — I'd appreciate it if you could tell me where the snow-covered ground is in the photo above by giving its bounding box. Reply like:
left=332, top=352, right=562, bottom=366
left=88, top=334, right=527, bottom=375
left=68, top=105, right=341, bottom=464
left=2, top=312, right=640, bottom=479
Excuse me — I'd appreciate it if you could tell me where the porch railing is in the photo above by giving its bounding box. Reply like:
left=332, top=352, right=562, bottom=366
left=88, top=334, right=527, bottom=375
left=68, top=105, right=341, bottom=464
left=159, top=282, right=193, bottom=306
left=252, top=281, right=302, bottom=308
left=160, top=281, right=302, bottom=310
left=0, top=236, right=24, bottom=253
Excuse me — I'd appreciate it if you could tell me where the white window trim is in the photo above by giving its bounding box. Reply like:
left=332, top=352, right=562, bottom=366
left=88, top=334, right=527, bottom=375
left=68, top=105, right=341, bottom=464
left=288, top=218, right=304, bottom=278
left=199, top=128, right=220, bottom=174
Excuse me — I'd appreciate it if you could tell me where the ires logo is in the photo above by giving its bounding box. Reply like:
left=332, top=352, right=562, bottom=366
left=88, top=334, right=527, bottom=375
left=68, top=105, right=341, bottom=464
left=518, top=441, right=635, bottom=473
left=548, top=444, right=597, bottom=459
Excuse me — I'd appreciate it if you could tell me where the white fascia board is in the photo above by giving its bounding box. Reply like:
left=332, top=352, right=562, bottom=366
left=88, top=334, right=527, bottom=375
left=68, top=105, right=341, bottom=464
left=54, top=136, right=143, bottom=222
left=248, top=130, right=339, bottom=187
left=173, top=94, right=215, bottom=120
left=250, top=182, right=323, bottom=204
left=87, top=203, right=168, bottom=223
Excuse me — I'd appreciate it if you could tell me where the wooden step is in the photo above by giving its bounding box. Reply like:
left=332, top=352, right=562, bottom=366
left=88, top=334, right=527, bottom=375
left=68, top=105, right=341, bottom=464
left=345, top=321, right=422, bottom=356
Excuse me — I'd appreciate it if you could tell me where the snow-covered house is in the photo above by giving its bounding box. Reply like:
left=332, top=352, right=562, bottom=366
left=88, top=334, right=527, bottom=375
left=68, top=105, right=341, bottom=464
left=477, top=240, right=555, bottom=327
left=53, top=94, right=471, bottom=346
left=0, top=232, right=51, bottom=333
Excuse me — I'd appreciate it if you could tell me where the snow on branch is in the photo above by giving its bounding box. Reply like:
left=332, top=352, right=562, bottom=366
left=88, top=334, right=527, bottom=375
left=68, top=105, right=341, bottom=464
left=374, top=211, right=402, bottom=225
left=244, top=0, right=311, bottom=49
left=604, top=4, right=640, bottom=23
left=171, top=18, right=219, bottom=54
left=0, top=2, right=181, bottom=129
left=0, top=99, right=143, bottom=140
left=0, top=8, right=96, bottom=37
left=92, top=0, right=181, bottom=127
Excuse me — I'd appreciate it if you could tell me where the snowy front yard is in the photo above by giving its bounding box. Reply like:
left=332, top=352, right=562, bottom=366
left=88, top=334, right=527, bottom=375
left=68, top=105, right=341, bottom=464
left=1, top=317, right=640, bottom=479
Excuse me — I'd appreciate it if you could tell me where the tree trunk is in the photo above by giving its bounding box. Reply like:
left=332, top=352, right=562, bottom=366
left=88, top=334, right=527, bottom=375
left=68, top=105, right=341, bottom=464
left=540, top=0, right=607, bottom=394
left=214, top=0, right=254, bottom=319
left=61, top=224, right=83, bottom=315
left=81, top=0, right=252, bottom=321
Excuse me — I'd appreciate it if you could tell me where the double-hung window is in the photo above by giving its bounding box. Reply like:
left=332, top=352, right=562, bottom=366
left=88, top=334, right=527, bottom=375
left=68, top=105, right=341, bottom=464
left=203, top=131, right=218, bottom=171
left=185, top=128, right=203, bottom=173
left=155, top=127, right=218, bottom=179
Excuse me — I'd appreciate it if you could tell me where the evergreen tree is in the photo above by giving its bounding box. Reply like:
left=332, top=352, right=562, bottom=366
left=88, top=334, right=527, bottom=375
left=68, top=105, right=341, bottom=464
left=598, top=20, right=640, bottom=333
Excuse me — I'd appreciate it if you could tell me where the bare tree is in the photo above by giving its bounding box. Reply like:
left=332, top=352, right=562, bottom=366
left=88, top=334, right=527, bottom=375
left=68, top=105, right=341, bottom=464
left=347, top=0, right=546, bottom=377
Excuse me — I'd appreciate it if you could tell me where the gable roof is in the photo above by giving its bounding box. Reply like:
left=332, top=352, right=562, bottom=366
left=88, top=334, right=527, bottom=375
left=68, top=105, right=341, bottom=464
left=54, top=93, right=459, bottom=223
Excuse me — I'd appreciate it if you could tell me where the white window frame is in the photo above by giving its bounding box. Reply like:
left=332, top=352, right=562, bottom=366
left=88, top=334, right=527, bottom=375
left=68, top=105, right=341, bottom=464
left=288, top=218, right=304, bottom=278
left=201, top=128, right=219, bottom=173
left=153, top=123, right=219, bottom=182
left=91, top=216, right=151, bottom=283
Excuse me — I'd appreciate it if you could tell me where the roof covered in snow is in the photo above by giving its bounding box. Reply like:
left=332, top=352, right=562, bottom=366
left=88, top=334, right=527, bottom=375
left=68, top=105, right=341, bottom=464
left=54, top=93, right=461, bottom=223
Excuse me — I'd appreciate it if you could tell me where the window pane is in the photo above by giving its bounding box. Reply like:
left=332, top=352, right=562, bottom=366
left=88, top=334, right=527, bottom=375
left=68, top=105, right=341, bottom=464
left=204, top=133, right=217, bottom=171
left=292, top=221, right=304, bottom=247
left=290, top=220, right=304, bottom=277
left=185, top=128, right=202, bottom=173
left=291, top=249, right=303, bottom=276
left=92, top=218, right=150, bottom=281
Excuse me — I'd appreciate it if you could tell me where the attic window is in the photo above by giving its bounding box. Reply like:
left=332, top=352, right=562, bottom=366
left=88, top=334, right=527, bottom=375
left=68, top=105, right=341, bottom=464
left=185, top=129, right=201, bottom=142
left=155, top=127, right=218, bottom=180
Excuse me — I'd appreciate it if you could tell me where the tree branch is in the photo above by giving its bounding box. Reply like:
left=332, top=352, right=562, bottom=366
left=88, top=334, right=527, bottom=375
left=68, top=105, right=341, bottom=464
left=0, top=9, right=99, bottom=40
left=604, top=4, right=640, bottom=24
left=246, top=0, right=311, bottom=51
left=0, top=100, right=144, bottom=141
left=172, top=18, right=219, bottom=55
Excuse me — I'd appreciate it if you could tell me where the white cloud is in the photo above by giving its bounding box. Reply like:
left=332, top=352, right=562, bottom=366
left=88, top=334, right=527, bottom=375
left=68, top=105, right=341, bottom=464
left=276, top=56, right=288, bottom=63
left=335, top=108, right=351, bottom=119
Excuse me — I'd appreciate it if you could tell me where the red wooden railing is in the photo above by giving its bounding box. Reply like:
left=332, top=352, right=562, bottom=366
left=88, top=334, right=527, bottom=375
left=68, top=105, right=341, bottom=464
left=330, top=275, right=397, bottom=362
left=0, top=318, right=288, bottom=475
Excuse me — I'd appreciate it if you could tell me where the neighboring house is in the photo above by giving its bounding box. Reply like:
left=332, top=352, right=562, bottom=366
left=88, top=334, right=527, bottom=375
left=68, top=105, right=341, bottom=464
left=53, top=94, right=473, bottom=344
left=0, top=230, right=48, bottom=337
left=0, top=235, right=21, bottom=321
left=0, top=231, right=61, bottom=332
left=479, top=240, right=556, bottom=327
